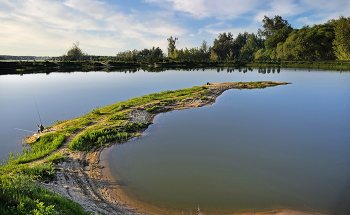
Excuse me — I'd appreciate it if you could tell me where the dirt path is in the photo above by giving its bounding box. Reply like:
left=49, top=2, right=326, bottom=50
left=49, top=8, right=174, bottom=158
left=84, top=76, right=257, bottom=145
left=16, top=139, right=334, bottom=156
left=26, top=82, right=323, bottom=215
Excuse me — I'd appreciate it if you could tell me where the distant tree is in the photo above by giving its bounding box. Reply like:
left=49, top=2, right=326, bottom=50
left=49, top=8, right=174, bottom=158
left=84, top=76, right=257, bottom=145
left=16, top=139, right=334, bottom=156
left=211, top=33, right=234, bottom=60
left=333, top=16, right=350, bottom=60
left=274, top=23, right=335, bottom=60
left=239, top=33, right=264, bottom=60
left=258, top=15, right=291, bottom=39
left=265, top=26, right=293, bottom=50
left=167, top=36, right=178, bottom=57
left=231, top=32, right=250, bottom=59
left=64, top=41, right=87, bottom=61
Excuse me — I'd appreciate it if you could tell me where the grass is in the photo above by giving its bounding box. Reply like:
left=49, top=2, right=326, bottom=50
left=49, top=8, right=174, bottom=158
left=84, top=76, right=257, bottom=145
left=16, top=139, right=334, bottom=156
left=233, top=81, right=278, bottom=89
left=145, top=105, right=159, bottom=113
left=0, top=174, right=91, bottom=215
left=43, top=153, right=66, bottom=164
left=100, top=86, right=209, bottom=114
left=69, top=122, right=150, bottom=151
left=6, top=133, right=65, bottom=166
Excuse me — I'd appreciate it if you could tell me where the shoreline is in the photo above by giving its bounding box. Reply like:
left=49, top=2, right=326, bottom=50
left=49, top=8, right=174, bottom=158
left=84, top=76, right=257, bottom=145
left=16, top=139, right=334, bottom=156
left=22, top=81, right=328, bottom=215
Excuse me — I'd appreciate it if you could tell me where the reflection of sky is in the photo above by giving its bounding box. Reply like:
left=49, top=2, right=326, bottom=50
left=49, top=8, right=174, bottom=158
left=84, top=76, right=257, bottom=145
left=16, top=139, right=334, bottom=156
left=0, top=69, right=349, bottom=163
left=104, top=70, right=350, bottom=213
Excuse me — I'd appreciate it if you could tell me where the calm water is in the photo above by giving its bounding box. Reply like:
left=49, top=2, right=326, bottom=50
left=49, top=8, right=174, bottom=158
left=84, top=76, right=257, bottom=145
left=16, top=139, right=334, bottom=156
left=102, top=70, right=350, bottom=214
left=1, top=68, right=350, bottom=214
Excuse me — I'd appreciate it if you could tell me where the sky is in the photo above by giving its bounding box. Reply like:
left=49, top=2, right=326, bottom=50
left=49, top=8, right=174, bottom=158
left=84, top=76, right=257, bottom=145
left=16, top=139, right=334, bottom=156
left=0, top=0, right=349, bottom=56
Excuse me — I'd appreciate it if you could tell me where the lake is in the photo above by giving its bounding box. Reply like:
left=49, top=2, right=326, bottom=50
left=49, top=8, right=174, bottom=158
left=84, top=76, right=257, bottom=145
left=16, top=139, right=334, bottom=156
left=1, top=68, right=349, bottom=214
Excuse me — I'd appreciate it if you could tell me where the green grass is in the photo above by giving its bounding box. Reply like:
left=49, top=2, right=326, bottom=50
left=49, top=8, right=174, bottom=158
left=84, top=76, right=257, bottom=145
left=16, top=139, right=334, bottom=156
left=101, top=86, right=209, bottom=114
left=234, top=81, right=278, bottom=89
left=145, top=105, right=159, bottom=113
left=107, top=112, right=130, bottom=121
left=42, top=153, right=66, bottom=164
left=0, top=174, right=91, bottom=215
left=6, top=133, right=65, bottom=166
left=69, top=122, right=150, bottom=151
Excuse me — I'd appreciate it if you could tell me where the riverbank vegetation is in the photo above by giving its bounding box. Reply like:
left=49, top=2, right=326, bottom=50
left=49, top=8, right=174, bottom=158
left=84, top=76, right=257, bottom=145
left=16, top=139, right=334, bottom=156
left=1, top=15, right=349, bottom=74
left=0, top=133, right=90, bottom=214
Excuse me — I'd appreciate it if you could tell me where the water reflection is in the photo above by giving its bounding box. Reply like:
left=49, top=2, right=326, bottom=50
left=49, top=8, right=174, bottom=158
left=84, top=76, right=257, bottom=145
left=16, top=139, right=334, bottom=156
left=104, top=71, right=350, bottom=214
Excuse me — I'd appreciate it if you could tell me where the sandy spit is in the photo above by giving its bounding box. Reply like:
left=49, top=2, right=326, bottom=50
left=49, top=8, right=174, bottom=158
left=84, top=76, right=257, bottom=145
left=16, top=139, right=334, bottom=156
left=27, top=82, right=324, bottom=215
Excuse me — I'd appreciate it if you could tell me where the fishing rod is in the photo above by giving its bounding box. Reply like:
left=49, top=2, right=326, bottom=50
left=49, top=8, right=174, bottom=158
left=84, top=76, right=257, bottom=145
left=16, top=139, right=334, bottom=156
left=15, top=128, right=37, bottom=134
left=34, top=98, right=42, bottom=125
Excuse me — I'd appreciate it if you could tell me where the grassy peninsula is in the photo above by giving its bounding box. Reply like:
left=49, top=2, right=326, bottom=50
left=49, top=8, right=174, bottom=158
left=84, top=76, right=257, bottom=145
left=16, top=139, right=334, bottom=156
left=0, top=81, right=291, bottom=215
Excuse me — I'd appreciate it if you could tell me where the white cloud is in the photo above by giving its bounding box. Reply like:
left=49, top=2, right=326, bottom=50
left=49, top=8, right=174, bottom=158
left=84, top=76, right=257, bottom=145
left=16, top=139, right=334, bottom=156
left=146, top=0, right=266, bottom=19
left=254, top=0, right=303, bottom=22
left=63, top=0, right=108, bottom=20
left=0, top=0, right=187, bottom=55
left=1, top=0, right=350, bottom=56
left=198, top=22, right=258, bottom=38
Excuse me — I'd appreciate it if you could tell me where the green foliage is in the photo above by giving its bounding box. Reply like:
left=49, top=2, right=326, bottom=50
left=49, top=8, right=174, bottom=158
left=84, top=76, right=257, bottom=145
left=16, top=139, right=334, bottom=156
left=258, top=15, right=291, bottom=39
left=0, top=175, right=90, bottom=215
left=333, top=16, right=350, bottom=60
left=69, top=123, right=148, bottom=151
left=17, top=163, right=56, bottom=181
left=167, top=36, right=178, bottom=56
left=101, top=86, right=208, bottom=115
left=145, top=105, right=159, bottom=113
left=239, top=33, right=265, bottom=60
left=257, top=23, right=336, bottom=61
left=108, top=112, right=129, bottom=121
left=91, top=107, right=101, bottom=115
left=280, top=24, right=335, bottom=60
left=60, top=117, right=93, bottom=134
left=4, top=133, right=65, bottom=166
left=62, top=41, right=88, bottom=61
left=211, top=32, right=235, bottom=60
left=169, top=41, right=210, bottom=61
left=30, top=199, right=55, bottom=215
left=265, top=26, right=293, bottom=50
left=116, top=47, right=164, bottom=62
left=42, top=153, right=66, bottom=164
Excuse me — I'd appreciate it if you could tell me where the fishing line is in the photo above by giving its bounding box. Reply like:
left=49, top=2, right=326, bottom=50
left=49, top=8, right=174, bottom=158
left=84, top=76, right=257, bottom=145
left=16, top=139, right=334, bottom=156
left=34, top=97, right=42, bottom=125
left=15, top=128, right=37, bottom=134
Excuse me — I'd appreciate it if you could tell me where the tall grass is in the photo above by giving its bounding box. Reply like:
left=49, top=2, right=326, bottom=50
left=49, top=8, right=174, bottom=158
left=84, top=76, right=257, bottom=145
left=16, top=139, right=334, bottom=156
left=4, top=133, right=65, bottom=166
left=0, top=174, right=91, bottom=215
left=69, top=122, right=149, bottom=151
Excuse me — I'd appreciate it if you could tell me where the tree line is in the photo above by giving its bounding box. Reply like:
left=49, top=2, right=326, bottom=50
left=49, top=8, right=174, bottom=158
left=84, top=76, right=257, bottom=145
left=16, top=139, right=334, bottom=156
left=63, top=15, right=350, bottom=62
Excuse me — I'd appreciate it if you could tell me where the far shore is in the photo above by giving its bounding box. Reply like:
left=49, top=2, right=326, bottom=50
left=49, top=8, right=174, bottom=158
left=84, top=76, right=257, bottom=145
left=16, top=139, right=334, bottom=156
left=21, top=81, right=329, bottom=215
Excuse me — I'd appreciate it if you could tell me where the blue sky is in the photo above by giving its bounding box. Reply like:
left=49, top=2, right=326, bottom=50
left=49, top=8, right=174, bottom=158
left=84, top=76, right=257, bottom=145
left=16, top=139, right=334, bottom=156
left=0, top=0, right=349, bottom=56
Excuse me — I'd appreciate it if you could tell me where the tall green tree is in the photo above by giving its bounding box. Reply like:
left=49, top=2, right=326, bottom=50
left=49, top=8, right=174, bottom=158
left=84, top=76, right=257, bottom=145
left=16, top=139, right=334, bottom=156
left=274, top=23, right=335, bottom=60
left=167, top=36, right=178, bottom=57
left=239, top=33, right=265, bottom=60
left=265, top=26, right=293, bottom=50
left=258, top=15, right=291, bottom=39
left=210, top=33, right=234, bottom=60
left=333, top=16, right=350, bottom=60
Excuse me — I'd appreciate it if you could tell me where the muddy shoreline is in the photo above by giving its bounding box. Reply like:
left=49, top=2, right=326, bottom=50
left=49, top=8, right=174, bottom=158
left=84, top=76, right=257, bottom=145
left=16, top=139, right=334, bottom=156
left=29, top=81, right=325, bottom=215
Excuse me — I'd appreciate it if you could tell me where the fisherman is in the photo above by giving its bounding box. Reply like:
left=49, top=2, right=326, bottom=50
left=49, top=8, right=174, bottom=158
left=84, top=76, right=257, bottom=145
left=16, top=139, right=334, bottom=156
left=36, top=124, right=44, bottom=133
